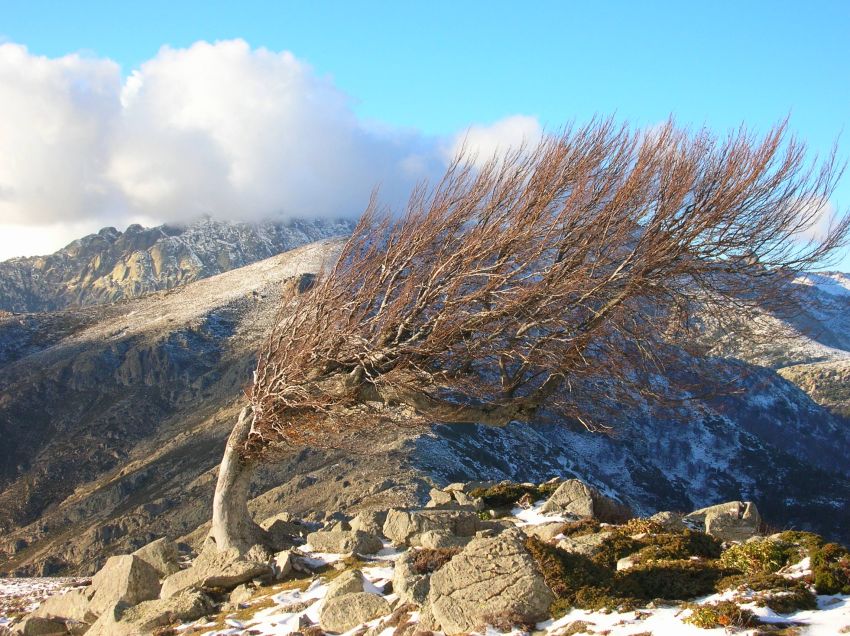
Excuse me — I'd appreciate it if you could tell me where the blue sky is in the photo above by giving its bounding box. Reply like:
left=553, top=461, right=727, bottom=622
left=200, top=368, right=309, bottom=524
left=1, top=0, right=849, bottom=265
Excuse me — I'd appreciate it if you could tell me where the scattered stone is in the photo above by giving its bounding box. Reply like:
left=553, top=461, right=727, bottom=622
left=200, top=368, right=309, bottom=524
left=540, top=479, right=631, bottom=522
left=132, top=537, right=181, bottom=577
left=273, top=549, right=294, bottom=579
left=229, top=584, right=254, bottom=606
left=88, top=555, right=161, bottom=615
left=320, top=592, right=391, bottom=633
left=684, top=501, right=761, bottom=542
left=428, top=528, right=554, bottom=634
left=260, top=513, right=309, bottom=548
left=617, top=555, right=638, bottom=571
left=383, top=509, right=479, bottom=546
left=524, top=522, right=566, bottom=542
left=426, top=488, right=455, bottom=508
left=305, top=529, right=383, bottom=554
left=325, top=569, right=365, bottom=601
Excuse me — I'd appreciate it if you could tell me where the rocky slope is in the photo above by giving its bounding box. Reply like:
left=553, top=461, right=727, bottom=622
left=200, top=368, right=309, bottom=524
left=0, top=218, right=354, bottom=313
left=1, top=239, right=850, bottom=578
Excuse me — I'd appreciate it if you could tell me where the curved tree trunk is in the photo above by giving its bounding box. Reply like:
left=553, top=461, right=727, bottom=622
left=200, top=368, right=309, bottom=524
left=210, top=406, right=267, bottom=554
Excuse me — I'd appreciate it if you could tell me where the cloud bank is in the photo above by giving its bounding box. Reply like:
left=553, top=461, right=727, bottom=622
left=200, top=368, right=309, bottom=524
left=0, top=39, right=539, bottom=260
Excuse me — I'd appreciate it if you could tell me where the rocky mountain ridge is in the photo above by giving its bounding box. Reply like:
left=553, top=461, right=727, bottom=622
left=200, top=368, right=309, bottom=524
left=1, top=238, right=850, bottom=578
left=0, top=217, right=355, bottom=313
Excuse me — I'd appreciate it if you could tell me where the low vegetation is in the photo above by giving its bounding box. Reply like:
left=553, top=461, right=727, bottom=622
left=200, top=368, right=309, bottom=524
left=683, top=601, right=760, bottom=629
left=410, top=547, right=461, bottom=575
left=468, top=482, right=561, bottom=508
left=811, top=543, right=850, bottom=594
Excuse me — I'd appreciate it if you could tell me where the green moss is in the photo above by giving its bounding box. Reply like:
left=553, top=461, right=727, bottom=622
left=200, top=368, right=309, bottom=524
left=636, top=530, right=722, bottom=563
left=719, top=540, right=794, bottom=575
left=683, top=601, right=760, bottom=629
left=756, top=587, right=817, bottom=614
left=811, top=543, right=850, bottom=595
left=525, top=536, right=612, bottom=598
left=775, top=531, right=826, bottom=553
left=716, top=572, right=800, bottom=593
left=615, top=559, right=737, bottom=600
left=468, top=481, right=559, bottom=508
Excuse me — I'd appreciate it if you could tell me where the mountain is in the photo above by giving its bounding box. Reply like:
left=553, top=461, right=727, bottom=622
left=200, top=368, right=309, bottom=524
left=1, top=238, right=849, bottom=577
left=0, top=217, right=355, bottom=313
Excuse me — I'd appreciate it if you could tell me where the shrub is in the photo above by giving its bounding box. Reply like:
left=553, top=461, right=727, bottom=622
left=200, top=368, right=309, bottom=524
left=560, top=518, right=601, bottom=537
left=635, top=530, right=722, bottom=563
left=716, top=572, right=800, bottom=593
left=619, top=517, right=664, bottom=536
left=615, top=559, right=736, bottom=600
left=775, top=531, right=826, bottom=553
left=719, top=540, right=793, bottom=574
left=525, top=536, right=612, bottom=598
left=411, top=547, right=461, bottom=575
left=683, top=601, right=760, bottom=629
left=592, top=534, right=645, bottom=568
left=468, top=482, right=560, bottom=508
left=755, top=586, right=817, bottom=613
left=811, top=543, right=850, bottom=595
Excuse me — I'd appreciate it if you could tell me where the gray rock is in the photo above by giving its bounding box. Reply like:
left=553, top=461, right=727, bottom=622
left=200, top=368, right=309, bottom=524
left=12, top=616, right=69, bottom=635
left=159, top=545, right=271, bottom=598
left=540, top=479, right=631, bottom=522
left=426, top=488, right=455, bottom=508
left=320, top=592, right=391, bottom=633
left=32, top=589, right=97, bottom=624
left=86, top=590, right=213, bottom=635
left=524, top=522, right=566, bottom=542
left=556, top=531, right=613, bottom=556
left=428, top=528, right=554, bottom=634
left=393, top=551, right=431, bottom=606
left=133, top=537, right=181, bottom=577
left=273, top=549, right=294, bottom=579
left=229, top=584, right=254, bottom=605
left=350, top=510, right=387, bottom=536
left=88, top=555, right=161, bottom=616
left=325, top=569, right=365, bottom=601
left=616, top=556, right=638, bottom=571
left=684, top=501, right=761, bottom=542
left=261, top=513, right=309, bottom=547
left=413, top=530, right=471, bottom=549
left=305, top=529, right=384, bottom=554
left=443, top=481, right=495, bottom=494
left=649, top=511, right=687, bottom=532
left=383, top=509, right=480, bottom=546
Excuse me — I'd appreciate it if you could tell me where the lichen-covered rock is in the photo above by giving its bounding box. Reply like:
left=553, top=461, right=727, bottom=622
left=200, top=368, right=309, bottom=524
left=159, top=545, right=271, bottom=598
left=319, top=592, right=391, bottom=633
left=383, top=509, right=479, bottom=546
left=428, top=528, right=554, bottom=634
left=88, top=555, right=161, bottom=615
left=684, top=501, right=761, bottom=542
left=132, top=537, right=181, bottom=577
left=393, top=551, right=431, bottom=605
left=540, top=479, right=631, bottom=522
left=325, top=569, right=365, bottom=601
left=305, top=529, right=383, bottom=554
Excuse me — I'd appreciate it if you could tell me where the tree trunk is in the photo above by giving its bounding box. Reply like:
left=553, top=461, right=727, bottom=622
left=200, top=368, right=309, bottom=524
left=210, top=406, right=266, bottom=554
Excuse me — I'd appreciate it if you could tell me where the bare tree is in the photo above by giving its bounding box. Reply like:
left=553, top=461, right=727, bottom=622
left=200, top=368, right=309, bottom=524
left=211, top=119, right=848, bottom=553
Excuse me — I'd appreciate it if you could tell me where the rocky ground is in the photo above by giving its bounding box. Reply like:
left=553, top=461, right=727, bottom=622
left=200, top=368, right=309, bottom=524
left=2, top=478, right=849, bottom=635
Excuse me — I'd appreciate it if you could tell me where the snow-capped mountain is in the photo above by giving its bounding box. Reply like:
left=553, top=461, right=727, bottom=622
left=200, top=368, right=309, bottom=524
left=0, top=217, right=355, bottom=313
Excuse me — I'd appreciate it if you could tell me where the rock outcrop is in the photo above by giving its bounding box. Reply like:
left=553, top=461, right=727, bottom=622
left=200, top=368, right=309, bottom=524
left=540, top=479, right=631, bottom=522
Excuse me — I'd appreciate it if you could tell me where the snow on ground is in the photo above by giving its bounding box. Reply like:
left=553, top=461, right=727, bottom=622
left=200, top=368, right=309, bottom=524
left=0, top=577, right=87, bottom=629
left=795, top=272, right=850, bottom=298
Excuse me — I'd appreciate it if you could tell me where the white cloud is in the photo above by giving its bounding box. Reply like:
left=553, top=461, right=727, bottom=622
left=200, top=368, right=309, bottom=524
left=449, top=115, right=544, bottom=167
left=0, top=40, right=540, bottom=260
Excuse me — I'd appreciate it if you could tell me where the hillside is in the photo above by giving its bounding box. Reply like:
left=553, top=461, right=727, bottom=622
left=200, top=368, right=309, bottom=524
left=1, top=238, right=850, bottom=577
left=0, top=218, right=354, bottom=313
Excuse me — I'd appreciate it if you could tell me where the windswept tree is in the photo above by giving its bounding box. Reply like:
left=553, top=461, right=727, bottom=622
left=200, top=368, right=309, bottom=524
left=211, top=119, right=848, bottom=553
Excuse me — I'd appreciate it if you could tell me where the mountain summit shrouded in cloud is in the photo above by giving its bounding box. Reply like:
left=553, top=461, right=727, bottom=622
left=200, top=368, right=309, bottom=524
left=0, top=39, right=538, bottom=260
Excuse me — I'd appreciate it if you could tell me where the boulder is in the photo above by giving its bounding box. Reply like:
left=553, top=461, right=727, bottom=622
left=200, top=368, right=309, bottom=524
left=540, top=479, right=631, bottom=522
left=684, top=501, right=761, bottom=542
left=428, top=528, right=554, bottom=634
left=305, top=529, right=383, bottom=554
left=649, top=511, right=687, bottom=532
left=524, top=522, right=566, bottom=542
left=556, top=531, right=613, bottom=556
left=325, top=569, right=365, bottom=601
left=132, top=537, right=181, bottom=577
left=229, top=584, right=254, bottom=606
left=87, top=555, right=161, bottom=615
left=86, top=590, right=213, bottom=635
left=320, top=592, right=391, bottom=633
left=426, top=488, right=455, bottom=508
left=159, top=545, right=271, bottom=598
left=413, top=530, right=471, bottom=549
left=350, top=510, right=386, bottom=536
left=383, top=509, right=480, bottom=546
left=12, top=616, right=69, bottom=635
left=260, top=513, right=308, bottom=548
left=273, top=549, right=294, bottom=579
left=393, top=551, right=431, bottom=605
left=32, top=589, right=97, bottom=625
